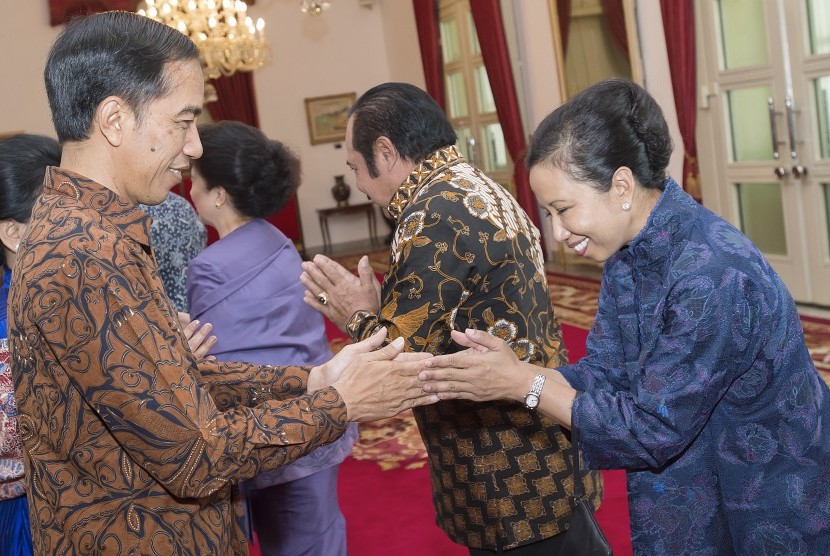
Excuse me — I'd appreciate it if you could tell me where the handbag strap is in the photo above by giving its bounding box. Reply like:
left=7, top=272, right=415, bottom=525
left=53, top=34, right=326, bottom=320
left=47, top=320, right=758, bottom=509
left=571, top=426, right=585, bottom=501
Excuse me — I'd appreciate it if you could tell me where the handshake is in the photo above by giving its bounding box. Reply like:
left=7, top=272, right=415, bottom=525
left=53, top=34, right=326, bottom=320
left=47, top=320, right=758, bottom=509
left=307, top=327, right=437, bottom=422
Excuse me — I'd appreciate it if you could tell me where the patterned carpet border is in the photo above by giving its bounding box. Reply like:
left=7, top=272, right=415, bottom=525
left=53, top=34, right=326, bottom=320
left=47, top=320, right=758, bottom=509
left=334, top=250, right=830, bottom=468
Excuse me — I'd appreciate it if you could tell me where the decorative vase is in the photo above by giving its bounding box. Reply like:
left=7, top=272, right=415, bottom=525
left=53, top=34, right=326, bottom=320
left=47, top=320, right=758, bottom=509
left=331, top=175, right=351, bottom=207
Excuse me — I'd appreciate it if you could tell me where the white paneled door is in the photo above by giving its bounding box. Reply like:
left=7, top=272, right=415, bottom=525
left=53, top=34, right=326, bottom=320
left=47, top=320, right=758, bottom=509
left=697, top=0, right=830, bottom=305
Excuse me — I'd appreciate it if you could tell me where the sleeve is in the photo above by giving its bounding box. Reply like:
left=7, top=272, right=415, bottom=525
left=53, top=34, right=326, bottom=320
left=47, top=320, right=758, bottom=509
left=570, top=269, right=764, bottom=470
left=40, top=245, right=347, bottom=499
left=196, top=358, right=312, bottom=407
left=348, top=202, right=474, bottom=355
left=558, top=269, right=631, bottom=392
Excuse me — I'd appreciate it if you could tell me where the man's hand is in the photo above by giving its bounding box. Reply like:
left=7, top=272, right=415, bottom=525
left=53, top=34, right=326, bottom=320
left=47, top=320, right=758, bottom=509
left=300, top=254, right=381, bottom=332
left=308, top=327, right=390, bottom=391
left=178, top=312, right=217, bottom=360
left=332, top=336, right=436, bottom=422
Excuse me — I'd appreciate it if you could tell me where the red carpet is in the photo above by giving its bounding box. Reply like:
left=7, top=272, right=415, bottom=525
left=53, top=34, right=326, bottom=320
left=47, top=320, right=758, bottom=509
left=329, top=319, right=634, bottom=556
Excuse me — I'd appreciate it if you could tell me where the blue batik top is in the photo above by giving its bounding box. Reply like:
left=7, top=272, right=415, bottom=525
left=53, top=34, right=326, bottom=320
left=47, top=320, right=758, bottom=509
left=559, top=178, right=830, bottom=555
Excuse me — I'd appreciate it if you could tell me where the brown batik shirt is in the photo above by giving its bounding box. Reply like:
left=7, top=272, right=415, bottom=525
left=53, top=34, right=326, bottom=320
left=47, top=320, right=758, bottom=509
left=347, top=146, right=603, bottom=550
left=8, top=168, right=348, bottom=555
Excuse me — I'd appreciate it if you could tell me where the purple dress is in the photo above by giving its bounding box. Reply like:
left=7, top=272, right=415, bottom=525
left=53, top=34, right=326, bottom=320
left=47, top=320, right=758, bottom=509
left=187, top=219, right=357, bottom=555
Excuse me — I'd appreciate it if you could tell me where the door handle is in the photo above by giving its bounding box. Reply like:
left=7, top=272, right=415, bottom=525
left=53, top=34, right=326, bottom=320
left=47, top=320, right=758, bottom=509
left=785, top=95, right=800, bottom=159
left=774, top=166, right=789, bottom=178
left=467, top=137, right=478, bottom=167
left=792, top=164, right=808, bottom=178
left=768, top=97, right=782, bottom=160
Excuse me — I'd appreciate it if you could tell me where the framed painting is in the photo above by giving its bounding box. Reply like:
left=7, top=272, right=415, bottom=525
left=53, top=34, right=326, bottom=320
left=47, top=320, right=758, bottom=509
left=304, top=92, right=356, bottom=145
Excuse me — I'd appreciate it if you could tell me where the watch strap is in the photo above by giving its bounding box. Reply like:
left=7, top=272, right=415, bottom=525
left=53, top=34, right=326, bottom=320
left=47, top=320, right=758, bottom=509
left=524, top=373, right=546, bottom=409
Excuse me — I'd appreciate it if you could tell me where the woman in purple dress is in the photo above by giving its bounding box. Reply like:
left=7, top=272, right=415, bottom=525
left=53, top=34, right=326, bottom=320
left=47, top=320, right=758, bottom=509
left=186, top=121, right=357, bottom=556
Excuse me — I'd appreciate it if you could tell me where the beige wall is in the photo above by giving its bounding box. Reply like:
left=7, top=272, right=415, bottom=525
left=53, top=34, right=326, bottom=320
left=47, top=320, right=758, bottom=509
left=248, top=0, right=422, bottom=248
left=0, top=0, right=677, bottom=251
left=0, top=0, right=424, bottom=249
left=0, top=2, right=61, bottom=137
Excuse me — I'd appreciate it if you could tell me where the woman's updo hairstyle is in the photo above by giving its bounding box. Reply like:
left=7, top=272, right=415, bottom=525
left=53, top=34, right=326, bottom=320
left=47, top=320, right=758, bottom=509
left=194, top=121, right=300, bottom=219
left=528, top=79, right=672, bottom=192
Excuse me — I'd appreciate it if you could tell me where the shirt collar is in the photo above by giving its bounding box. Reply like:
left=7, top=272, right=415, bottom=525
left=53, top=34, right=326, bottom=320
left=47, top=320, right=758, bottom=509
left=386, top=145, right=465, bottom=222
left=44, top=166, right=153, bottom=248
left=617, top=177, right=699, bottom=271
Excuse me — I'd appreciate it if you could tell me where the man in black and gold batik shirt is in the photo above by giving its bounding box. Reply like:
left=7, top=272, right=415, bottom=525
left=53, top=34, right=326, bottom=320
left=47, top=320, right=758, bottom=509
left=301, top=83, right=603, bottom=554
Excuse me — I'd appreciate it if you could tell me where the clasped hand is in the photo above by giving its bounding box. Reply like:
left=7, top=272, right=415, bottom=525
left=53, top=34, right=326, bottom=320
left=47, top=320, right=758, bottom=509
left=310, top=327, right=437, bottom=422
left=419, top=329, right=530, bottom=403
left=300, top=254, right=381, bottom=332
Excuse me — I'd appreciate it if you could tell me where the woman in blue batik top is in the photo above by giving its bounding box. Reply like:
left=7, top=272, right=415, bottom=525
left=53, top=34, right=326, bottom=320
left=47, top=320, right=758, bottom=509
left=0, top=134, right=61, bottom=556
left=421, top=79, right=830, bottom=554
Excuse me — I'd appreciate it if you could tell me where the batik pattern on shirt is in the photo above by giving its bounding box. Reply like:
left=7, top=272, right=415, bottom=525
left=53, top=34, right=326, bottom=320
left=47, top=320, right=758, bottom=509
left=348, top=146, right=602, bottom=550
left=560, top=179, right=830, bottom=554
left=8, top=167, right=349, bottom=555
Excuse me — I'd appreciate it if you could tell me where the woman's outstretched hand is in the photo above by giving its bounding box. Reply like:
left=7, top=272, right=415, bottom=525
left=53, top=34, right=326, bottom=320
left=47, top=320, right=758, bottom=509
left=419, top=329, right=532, bottom=403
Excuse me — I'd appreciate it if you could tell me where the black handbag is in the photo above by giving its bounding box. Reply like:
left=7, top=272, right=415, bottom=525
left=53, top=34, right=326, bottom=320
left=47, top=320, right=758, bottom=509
left=560, top=428, right=613, bottom=555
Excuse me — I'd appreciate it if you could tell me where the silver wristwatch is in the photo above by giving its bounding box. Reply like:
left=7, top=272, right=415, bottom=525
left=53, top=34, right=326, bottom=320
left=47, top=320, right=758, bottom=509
left=524, top=373, right=546, bottom=410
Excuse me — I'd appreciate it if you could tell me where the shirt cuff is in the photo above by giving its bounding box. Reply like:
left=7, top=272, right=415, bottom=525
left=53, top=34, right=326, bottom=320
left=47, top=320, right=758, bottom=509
left=346, top=309, right=378, bottom=341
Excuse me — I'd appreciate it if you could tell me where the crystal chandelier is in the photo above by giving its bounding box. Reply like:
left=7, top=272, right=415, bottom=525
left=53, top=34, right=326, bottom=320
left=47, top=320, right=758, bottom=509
left=137, top=0, right=269, bottom=80
left=300, top=1, right=330, bottom=16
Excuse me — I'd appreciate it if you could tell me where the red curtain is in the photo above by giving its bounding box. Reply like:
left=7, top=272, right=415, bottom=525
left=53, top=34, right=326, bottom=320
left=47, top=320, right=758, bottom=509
left=200, top=72, right=304, bottom=248
left=412, top=0, right=446, bottom=109
left=49, top=0, right=138, bottom=25
left=469, top=1, right=542, bottom=231
left=659, top=0, right=701, bottom=201
left=601, top=0, right=629, bottom=60
left=206, top=72, right=261, bottom=127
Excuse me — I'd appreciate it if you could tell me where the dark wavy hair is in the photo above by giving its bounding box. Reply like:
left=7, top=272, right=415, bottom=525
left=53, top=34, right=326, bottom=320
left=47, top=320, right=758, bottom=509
left=349, top=82, right=457, bottom=177
left=528, top=79, right=672, bottom=192
left=45, top=11, right=199, bottom=143
left=0, top=134, right=61, bottom=265
left=193, top=121, right=300, bottom=219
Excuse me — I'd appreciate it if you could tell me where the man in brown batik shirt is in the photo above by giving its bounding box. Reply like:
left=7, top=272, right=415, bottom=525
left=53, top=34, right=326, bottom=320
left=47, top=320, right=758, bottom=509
left=7, top=14, right=435, bottom=555
left=301, top=83, right=603, bottom=554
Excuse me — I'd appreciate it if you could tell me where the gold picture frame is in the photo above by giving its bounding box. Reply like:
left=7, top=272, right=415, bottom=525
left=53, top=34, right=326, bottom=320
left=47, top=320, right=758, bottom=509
left=304, top=92, right=356, bottom=145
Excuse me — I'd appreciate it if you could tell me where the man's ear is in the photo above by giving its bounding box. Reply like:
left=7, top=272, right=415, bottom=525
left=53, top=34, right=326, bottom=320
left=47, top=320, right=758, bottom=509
left=98, top=96, right=129, bottom=147
left=374, top=136, right=399, bottom=170
left=0, top=219, right=25, bottom=253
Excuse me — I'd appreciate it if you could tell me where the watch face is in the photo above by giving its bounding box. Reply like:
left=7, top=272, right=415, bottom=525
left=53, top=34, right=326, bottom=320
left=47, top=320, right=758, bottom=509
left=525, top=393, right=540, bottom=409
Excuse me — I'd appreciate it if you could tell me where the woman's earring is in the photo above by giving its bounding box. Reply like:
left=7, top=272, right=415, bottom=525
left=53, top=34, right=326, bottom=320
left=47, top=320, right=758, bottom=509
left=215, top=201, right=222, bottom=208
left=622, top=202, right=631, bottom=211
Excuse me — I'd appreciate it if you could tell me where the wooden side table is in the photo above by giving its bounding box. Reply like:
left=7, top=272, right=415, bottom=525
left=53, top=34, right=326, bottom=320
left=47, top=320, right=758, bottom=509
left=317, top=202, right=379, bottom=249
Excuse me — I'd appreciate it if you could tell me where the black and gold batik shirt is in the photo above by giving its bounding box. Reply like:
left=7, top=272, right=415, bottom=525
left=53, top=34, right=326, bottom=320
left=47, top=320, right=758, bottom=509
left=347, top=146, right=603, bottom=550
